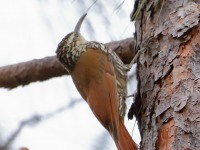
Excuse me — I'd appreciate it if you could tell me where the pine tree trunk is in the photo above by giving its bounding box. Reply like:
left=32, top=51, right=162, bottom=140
left=129, top=1, right=200, bottom=149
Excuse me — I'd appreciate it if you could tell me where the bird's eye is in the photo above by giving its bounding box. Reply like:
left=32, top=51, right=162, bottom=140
left=73, top=34, right=78, bottom=41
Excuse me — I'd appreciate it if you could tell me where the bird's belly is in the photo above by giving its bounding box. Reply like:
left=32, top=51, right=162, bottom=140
left=71, top=49, right=108, bottom=99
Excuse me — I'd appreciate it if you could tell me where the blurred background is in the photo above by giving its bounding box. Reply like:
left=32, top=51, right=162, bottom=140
left=0, top=0, right=140, bottom=150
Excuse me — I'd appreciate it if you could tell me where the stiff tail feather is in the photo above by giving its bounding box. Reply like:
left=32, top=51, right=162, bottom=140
left=116, top=120, right=138, bottom=150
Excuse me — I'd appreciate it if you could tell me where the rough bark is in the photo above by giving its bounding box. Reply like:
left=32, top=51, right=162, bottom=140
left=0, top=38, right=135, bottom=89
left=129, top=1, right=200, bottom=150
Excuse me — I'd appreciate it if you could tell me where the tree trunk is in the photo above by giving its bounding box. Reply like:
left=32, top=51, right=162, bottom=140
left=129, top=1, right=200, bottom=149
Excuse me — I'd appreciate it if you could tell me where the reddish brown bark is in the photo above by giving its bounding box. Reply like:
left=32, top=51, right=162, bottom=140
left=0, top=38, right=135, bottom=89
left=129, top=1, right=200, bottom=149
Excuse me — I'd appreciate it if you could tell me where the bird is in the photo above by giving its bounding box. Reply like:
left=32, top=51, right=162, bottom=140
left=56, top=13, right=138, bottom=150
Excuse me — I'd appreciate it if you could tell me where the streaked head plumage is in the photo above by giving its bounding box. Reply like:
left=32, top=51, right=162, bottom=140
left=56, top=13, right=87, bottom=73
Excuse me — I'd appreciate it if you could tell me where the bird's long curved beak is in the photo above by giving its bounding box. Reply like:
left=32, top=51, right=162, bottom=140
left=74, top=13, right=87, bottom=33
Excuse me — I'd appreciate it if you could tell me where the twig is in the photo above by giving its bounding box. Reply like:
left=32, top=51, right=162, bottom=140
left=0, top=99, right=82, bottom=150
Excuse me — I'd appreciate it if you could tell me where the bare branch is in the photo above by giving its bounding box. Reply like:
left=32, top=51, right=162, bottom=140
left=0, top=99, right=82, bottom=150
left=0, top=56, right=67, bottom=89
left=0, top=38, right=135, bottom=89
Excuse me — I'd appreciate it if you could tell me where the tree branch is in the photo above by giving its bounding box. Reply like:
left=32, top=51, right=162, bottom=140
left=0, top=38, right=135, bottom=89
left=0, top=98, right=82, bottom=150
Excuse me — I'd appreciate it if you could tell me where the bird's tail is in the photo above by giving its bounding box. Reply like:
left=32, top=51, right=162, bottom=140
left=116, top=120, right=138, bottom=150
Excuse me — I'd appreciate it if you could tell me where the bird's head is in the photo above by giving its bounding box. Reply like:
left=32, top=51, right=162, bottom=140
left=58, top=13, right=87, bottom=49
left=56, top=13, right=87, bottom=73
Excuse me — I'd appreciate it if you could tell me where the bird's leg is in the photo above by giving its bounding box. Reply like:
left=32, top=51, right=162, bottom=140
left=126, top=92, right=137, bottom=99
